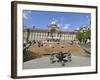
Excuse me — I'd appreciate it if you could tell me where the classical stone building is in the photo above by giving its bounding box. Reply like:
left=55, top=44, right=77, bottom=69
left=23, top=22, right=77, bottom=43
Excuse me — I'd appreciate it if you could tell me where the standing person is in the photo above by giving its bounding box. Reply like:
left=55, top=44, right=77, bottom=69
left=70, top=40, right=74, bottom=45
left=38, top=41, right=41, bottom=47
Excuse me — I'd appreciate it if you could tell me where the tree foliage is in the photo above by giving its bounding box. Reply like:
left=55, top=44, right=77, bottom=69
left=76, top=29, right=90, bottom=44
left=76, top=31, right=83, bottom=43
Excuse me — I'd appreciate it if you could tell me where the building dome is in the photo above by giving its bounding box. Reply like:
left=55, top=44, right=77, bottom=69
left=48, top=21, right=60, bottom=32
left=51, top=21, right=56, bottom=25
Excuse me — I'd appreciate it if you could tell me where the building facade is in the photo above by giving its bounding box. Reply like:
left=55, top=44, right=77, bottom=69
left=23, top=22, right=77, bottom=43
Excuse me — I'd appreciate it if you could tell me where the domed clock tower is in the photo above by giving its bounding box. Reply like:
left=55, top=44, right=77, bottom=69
left=47, top=21, right=61, bottom=42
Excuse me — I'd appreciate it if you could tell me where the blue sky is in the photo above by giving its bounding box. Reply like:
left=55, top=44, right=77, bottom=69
left=23, top=10, right=91, bottom=31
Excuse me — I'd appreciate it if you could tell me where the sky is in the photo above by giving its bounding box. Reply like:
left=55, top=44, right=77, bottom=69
left=23, top=10, right=91, bottom=31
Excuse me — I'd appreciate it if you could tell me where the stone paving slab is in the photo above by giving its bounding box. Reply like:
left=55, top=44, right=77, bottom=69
left=23, top=55, right=90, bottom=69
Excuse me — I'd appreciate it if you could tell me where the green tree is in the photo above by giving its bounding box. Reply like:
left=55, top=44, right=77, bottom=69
left=87, top=29, right=91, bottom=40
left=76, top=31, right=83, bottom=43
left=82, top=31, right=87, bottom=43
left=76, top=29, right=90, bottom=44
left=83, top=29, right=90, bottom=44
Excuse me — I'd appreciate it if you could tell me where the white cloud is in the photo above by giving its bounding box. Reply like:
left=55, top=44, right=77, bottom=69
left=23, top=13, right=27, bottom=19
left=58, top=23, right=63, bottom=27
left=62, top=26, right=68, bottom=30
left=57, top=23, right=70, bottom=31
left=23, top=11, right=31, bottom=19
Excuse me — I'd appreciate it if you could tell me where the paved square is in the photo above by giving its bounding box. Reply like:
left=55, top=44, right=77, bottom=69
left=23, top=42, right=90, bottom=69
